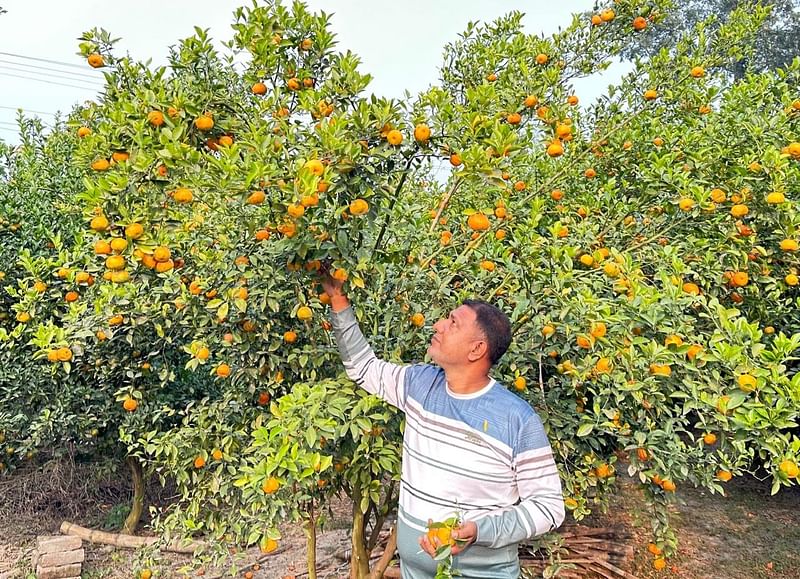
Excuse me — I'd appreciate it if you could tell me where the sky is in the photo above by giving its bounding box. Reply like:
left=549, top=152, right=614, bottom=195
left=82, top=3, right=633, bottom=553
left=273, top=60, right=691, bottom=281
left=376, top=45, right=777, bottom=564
left=0, top=1, right=631, bottom=144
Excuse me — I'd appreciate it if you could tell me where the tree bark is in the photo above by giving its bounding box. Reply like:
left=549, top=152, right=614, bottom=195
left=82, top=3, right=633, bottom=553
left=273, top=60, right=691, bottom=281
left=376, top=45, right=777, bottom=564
left=350, top=486, right=371, bottom=579
left=368, top=524, right=398, bottom=579
left=305, top=509, right=318, bottom=579
left=122, top=455, right=144, bottom=535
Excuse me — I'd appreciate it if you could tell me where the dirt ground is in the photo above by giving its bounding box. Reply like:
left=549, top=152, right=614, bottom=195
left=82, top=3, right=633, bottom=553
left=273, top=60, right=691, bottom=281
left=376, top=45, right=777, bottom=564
left=1, top=466, right=799, bottom=578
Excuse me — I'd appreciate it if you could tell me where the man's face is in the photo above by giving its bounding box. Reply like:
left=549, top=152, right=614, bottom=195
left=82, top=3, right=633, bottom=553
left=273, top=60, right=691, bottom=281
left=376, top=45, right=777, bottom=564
left=427, top=305, right=487, bottom=366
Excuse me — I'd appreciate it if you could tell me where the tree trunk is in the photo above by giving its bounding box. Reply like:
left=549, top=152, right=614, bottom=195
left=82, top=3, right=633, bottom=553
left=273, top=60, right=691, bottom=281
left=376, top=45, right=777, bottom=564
left=369, top=524, right=398, bottom=579
left=305, top=510, right=318, bottom=579
left=350, top=486, right=371, bottom=579
left=122, top=456, right=144, bottom=535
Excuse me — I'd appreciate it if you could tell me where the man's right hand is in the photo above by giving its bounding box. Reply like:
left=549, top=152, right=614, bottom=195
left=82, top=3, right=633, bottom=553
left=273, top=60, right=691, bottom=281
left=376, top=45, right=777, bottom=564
left=320, top=267, right=349, bottom=312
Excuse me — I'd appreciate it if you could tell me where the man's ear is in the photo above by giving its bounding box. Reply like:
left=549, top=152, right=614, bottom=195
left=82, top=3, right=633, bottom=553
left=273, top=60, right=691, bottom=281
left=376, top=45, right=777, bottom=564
left=467, top=339, right=489, bottom=363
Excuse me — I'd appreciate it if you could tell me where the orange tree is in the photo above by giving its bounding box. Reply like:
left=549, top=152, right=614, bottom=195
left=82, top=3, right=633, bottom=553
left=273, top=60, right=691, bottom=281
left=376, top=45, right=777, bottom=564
left=1, top=0, right=799, bottom=576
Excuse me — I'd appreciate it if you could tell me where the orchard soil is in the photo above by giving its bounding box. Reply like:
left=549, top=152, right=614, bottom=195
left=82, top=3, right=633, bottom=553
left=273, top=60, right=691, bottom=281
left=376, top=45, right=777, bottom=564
left=1, top=460, right=798, bottom=579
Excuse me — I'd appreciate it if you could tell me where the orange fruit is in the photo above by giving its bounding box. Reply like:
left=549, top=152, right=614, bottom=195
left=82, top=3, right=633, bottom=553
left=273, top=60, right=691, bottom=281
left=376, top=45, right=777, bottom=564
left=260, top=538, right=278, bottom=553
left=690, top=66, right=705, bottom=78
left=648, top=543, right=662, bottom=556
left=649, top=364, right=671, bottom=377
left=215, top=364, right=231, bottom=378
left=410, top=313, right=425, bottom=327
left=523, top=95, right=538, bottom=107
left=686, top=345, right=703, bottom=361
left=349, top=198, right=369, bottom=216
left=87, top=53, right=104, bottom=68
left=414, top=124, right=431, bottom=143
left=112, top=151, right=129, bottom=163
left=486, top=72, right=497, bottom=82
left=599, top=8, right=615, bottom=22
left=194, top=456, right=206, bottom=469
left=513, top=376, right=526, bottom=391
left=196, top=347, right=210, bottom=361
left=653, top=558, right=667, bottom=570
left=567, top=95, right=579, bottom=105
left=595, top=463, right=612, bottom=478
left=449, top=153, right=462, bottom=166
left=541, top=325, right=555, bottom=338
left=77, top=126, right=92, bottom=138
left=576, top=335, right=593, bottom=349
left=703, top=433, right=717, bottom=445
left=262, top=476, right=280, bottom=493
left=644, top=89, right=658, bottom=101
left=513, top=180, right=526, bottom=192
left=125, top=223, right=144, bottom=239
left=90, top=215, right=109, bottom=231
left=153, top=246, right=171, bottom=262
left=252, top=82, right=267, bottom=95
left=546, top=140, right=564, bottom=157
left=786, top=274, right=799, bottom=286
left=737, top=373, right=757, bottom=392
left=386, top=129, right=403, bottom=145
left=779, top=460, right=799, bottom=478
left=173, top=188, right=194, bottom=203
left=580, top=254, right=594, bottom=267
left=664, top=334, right=683, bottom=347
left=595, top=357, right=612, bottom=373
left=140, top=569, right=152, bottom=579
left=661, top=479, right=676, bottom=492
left=584, top=168, right=596, bottom=178
left=300, top=38, right=313, bottom=50
left=297, top=306, right=313, bottom=321
left=212, top=449, right=223, bottom=461
left=246, top=190, right=266, bottom=205
left=550, top=189, right=564, bottom=201
left=506, top=112, right=521, bottom=125
left=590, top=322, right=606, bottom=339
left=717, top=469, right=733, bottom=482
left=287, top=77, right=301, bottom=90
left=730, top=271, right=749, bottom=287
left=480, top=260, right=496, bottom=272
left=633, top=16, right=648, bottom=31
left=467, top=212, right=490, bottom=231
left=304, top=159, right=325, bottom=176
left=194, top=115, right=214, bottom=131
left=780, top=239, right=798, bottom=252
left=766, top=192, right=785, bottom=204
left=123, top=397, right=138, bottom=412
left=535, top=53, right=549, bottom=65
left=730, top=204, right=749, bottom=217
left=283, top=330, right=297, bottom=343
left=147, top=111, right=164, bottom=127
left=678, top=198, right=695, bottom=211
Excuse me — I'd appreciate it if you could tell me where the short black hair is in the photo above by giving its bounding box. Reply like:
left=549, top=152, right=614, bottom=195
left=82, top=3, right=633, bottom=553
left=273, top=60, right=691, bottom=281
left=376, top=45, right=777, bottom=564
left=461, top=299, right=512, bottom=365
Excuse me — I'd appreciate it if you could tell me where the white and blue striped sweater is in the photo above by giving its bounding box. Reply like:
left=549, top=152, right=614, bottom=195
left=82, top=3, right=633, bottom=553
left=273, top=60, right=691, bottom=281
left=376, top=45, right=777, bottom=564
left=332, top=306, right=565, bottom=578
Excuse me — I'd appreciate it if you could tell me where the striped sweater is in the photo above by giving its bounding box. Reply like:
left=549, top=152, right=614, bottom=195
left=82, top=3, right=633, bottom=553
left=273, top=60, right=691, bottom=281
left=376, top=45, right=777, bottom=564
left=332, top=306, right=565, bottom=578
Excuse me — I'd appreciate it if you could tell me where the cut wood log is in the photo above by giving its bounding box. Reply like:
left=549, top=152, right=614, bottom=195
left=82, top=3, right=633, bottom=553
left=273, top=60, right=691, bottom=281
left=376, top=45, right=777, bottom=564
left=59, top=522, right=205, bottom=554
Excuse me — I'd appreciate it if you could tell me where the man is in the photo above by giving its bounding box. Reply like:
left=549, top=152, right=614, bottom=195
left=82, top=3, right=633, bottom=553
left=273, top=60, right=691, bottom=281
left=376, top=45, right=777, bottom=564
left=323, top=276, right=565, bottom=578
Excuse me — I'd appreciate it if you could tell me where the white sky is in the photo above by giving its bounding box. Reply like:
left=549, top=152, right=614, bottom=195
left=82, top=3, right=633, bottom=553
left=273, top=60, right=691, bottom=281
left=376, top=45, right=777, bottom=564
left=0, top=1, right=631, bottom=143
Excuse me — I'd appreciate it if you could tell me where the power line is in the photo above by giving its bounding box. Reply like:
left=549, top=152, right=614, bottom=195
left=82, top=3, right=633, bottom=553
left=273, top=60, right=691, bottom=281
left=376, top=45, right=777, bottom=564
left=0, top=105, right=56, bottom=116
left=0, top=71, right=100, bottom=92
left=0, top=64, right=103, bottom=87
left=0, top=58, right=103, bottom=82
left=0, top=51, right=98, bottom=71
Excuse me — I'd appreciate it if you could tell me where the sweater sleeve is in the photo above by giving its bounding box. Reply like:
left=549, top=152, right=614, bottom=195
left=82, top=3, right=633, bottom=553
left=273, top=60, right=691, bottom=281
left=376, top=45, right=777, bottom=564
left=473, top=413, right=565, bottom=548
left=330, top=305, right=408, bottom=410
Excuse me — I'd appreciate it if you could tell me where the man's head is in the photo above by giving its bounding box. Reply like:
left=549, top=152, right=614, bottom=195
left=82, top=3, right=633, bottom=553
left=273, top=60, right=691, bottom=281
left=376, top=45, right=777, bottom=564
left=427, top=300, right=512, bottom=369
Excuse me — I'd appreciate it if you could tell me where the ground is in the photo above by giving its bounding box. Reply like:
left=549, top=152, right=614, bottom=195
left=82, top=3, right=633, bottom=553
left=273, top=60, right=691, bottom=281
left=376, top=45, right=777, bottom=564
left=1, top=461, right=799, bottom=578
